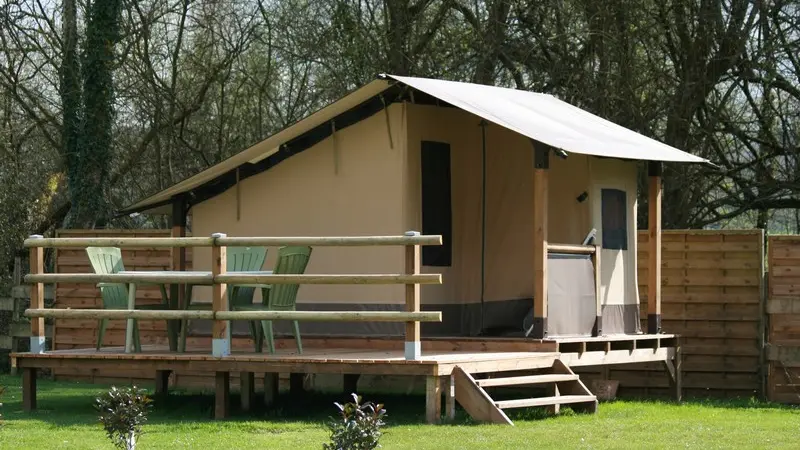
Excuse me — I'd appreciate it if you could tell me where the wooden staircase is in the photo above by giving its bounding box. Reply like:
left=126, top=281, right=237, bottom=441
left=453, top=359, right=597, bottom=425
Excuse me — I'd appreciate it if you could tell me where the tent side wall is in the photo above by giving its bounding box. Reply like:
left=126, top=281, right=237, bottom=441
left=405, top=104, right=595, bottom=335
left=405, top=103, right=640, bottom=337
left=190, top=103, right=409, bottom=336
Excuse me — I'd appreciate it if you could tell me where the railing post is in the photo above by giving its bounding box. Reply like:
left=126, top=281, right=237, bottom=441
left=211, top=233, right=230, bottom=357
left=404, top=231, right=421, bottom=360
left=592, top=245, right=602, bottom=337
left=28, top=235, right=45, bottom=354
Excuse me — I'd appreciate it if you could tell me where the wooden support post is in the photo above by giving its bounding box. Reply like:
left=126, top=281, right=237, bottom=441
left=343, top=374, right=360, bottom=395
left=425, top=375, right=442, bottom=424
left=404, top=231, right=421, bottom=360
left=264, top=373, right=279, bottom=407
left=289, top=373, right=305, bottom=396
left=169, top=198, right=187, bottom=351
left=23, top=367, right=36, bottom=412
left=215, top=371, right=230, bottom=419
left=648, top=162, right=662, bottom=334
left=673, top=336, right=683, bottom=402
left=211, top=233, right=230, bottom=357
left=125, top=282, right=137, bottom=353
left=240, top=371, right=254, bottom=412
left=592, top=245, right=602, bottom=336
left=532, top=144, right=549, bottom=338
left=29, top=235, right=46, bottom=353
left=445, top=374, right=456, bottom=422
left=155, top=370, right=171, bottom=396
left=546, top=383, right=561, bottom=415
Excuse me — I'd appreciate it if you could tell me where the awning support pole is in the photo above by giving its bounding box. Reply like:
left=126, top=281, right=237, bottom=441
left=479, top=120, right=487, bottom=334
left=648, top=162, right=662, bottom=334
left=532, top=141, right=549, bottom=339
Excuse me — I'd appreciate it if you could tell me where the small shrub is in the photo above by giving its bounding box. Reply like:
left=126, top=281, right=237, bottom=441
left=0, top=385, right=5, bottom=425
left=323, top=393, right=386, bottom=450
left=94, top=386, right=152, bottom=450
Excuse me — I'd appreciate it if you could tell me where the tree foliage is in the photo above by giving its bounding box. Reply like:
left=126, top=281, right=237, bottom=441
left=0, top=0, right=799, bottom=276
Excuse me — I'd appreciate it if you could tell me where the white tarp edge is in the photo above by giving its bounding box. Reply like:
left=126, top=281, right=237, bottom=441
left=387, top=74, right=709, bottom=163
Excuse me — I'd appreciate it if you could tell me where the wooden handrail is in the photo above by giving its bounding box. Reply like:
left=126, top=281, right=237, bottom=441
left=217, top=235, right=442, bottom=247
left=25, top=273, right=442, bottom=285
left=25, top=309, right=214, bottom=320
left=23, top=236, right=214, bottom=248
left=24, top=308, right=442, bottom=322
left=25, top=273, right=215, bottom=285
left=23, top=234, right=443, bottom=248
left=215, top=310, right=441, bottom=322
left=547, top=243, right=597, bottom=255
left=216, top=273, right=442, bottom=285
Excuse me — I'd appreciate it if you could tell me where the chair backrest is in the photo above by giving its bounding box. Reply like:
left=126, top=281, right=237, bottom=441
left=227, top=246, right=267, bottom=307
left=268, top=246, right=312, bottom=310
left=86, top=247, right=128, bottom=309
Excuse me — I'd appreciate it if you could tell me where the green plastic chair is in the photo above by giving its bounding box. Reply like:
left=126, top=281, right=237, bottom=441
left=86, top=247, right=169, bottom=351
left=236, top=246, right=312, bottom=354
left=178, top=246, right=268, bottom=352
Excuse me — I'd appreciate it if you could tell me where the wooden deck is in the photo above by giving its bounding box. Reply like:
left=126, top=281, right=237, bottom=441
left=12, top=334, right=680, bottom=423
left=12, top=346, right=560, bottom=377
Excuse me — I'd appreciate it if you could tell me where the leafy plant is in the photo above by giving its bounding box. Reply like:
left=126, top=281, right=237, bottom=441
left=94, top=386, right=152, bottom=450
left=323, top=393, right=386, bottom=450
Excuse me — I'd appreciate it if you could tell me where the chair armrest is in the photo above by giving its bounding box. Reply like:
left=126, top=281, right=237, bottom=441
left=97, top=282, right=122, bottom=288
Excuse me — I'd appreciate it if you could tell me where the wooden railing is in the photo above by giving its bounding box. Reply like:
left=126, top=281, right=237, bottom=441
left=23, top=231, right=443, bottom=360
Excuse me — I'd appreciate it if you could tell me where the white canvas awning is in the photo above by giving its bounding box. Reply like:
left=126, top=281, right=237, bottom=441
left=122, top=75, right=708, bottom=214
left=387, top=75, right=708, bottom=163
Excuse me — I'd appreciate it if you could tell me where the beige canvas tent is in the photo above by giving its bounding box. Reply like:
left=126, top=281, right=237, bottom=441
left=123, top=75, right=708, bottom=339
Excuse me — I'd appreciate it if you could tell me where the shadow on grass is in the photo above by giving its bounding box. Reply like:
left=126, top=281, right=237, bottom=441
left=609, top=395, right=800, bottom=411
left=2, top=375, right=797, bottom=431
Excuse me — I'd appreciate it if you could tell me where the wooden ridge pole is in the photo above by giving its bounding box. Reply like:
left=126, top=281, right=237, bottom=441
left=532, top=143, right=549, bottom=338
left=648, top=162, right=662, bottom=334
left=211, top=233, right=230, bottom=357
left=404, top=231, right=421, bottom=360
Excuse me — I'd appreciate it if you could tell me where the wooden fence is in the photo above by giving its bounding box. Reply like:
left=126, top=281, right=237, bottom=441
left=766, top=236, right=800, bottom=403
left=577, top=230, right=765, bottom=398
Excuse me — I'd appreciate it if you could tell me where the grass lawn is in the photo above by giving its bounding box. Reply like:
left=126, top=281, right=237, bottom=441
left=0, top=374, right=798, bottom=449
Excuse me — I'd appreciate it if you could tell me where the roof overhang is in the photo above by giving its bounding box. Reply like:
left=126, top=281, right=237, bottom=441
left=121, top=75, right=709, bottom=216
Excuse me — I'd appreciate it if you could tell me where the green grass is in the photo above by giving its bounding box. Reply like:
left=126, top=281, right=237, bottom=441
left=0, top=375, right=798, bottom=449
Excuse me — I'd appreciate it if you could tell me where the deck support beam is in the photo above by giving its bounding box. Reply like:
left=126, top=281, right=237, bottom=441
left=290, top=373, right=305, bottom=396
left=215, top=371, right=230, bottom=419
left=648, top=162, right=662, bottom=334
left=264, top=373, right=279, bottom=407
left=155, top=370, right=171, bottom=396
left=211, top=233, right=230, bottom=357
left=23, top=367, right=37, bottom=412
left=665, top=336, right=683, bottom=402
left=425, top=375, right=442, bottom=424
left=343, top=374, right=360, bottom=395
left=240, top=371, right=255, bottom=412
left=445, top=374, right=456, bottom=422
left=532, top=143, right=549, bottom=338
left=404, top=231, right=421, bottom=360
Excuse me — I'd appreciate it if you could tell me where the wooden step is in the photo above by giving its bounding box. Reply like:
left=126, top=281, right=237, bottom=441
left=475, top=374, right=579, bottom=387
left=495, top=394, right=597, bottom=410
